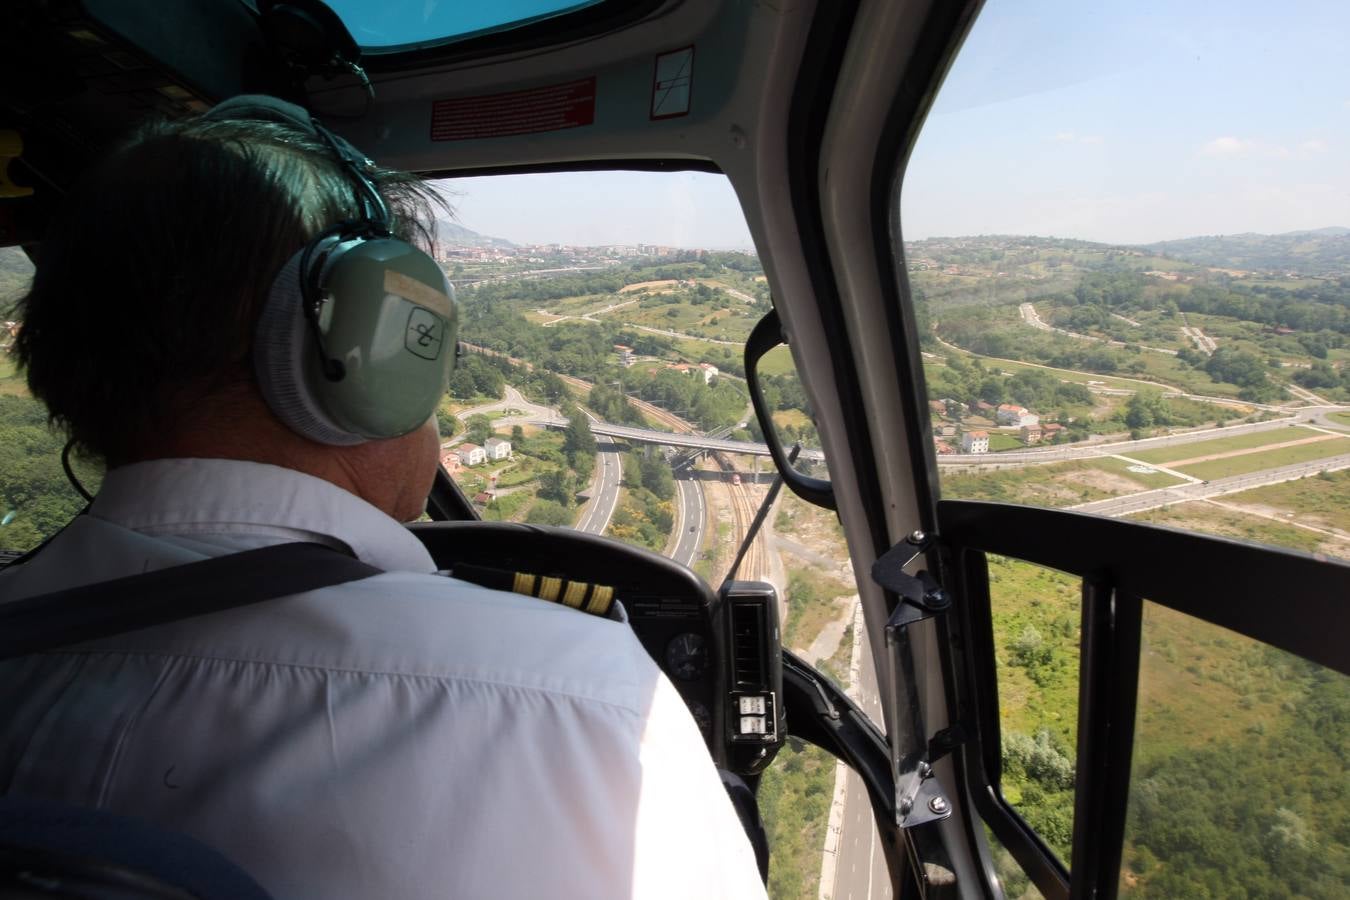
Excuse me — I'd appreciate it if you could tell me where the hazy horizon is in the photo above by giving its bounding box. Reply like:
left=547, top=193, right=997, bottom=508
left=433, top=0, right=1347, bottom=252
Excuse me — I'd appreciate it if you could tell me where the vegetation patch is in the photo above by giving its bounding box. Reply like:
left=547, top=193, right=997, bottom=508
left=757, top=738, right=835, bottom=900
left=783, top=566, right=853, bottom=654
left=985, top=555, right=1081, bottom=862
left=1120, top=608, right=1348, bottom=898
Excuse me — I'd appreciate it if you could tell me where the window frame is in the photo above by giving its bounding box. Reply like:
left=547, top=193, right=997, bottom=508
left=936, top=499, right=1350, bottom=899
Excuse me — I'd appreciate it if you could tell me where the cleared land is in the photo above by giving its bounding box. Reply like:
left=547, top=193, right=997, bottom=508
left=618, top=279, right=679, bottom=293
left=1128, top=502, right=1349, bottom=558
left=941, top=457, right=1186, bottom=507
left=1095, top=455, right=1189, bottom=489
left=1217, top=470, right=1350, bottom=535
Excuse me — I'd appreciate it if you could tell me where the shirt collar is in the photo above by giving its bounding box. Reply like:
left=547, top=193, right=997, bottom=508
left=89, top=458, right=437, bottom=574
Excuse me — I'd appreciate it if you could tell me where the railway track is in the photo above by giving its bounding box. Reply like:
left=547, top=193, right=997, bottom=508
left=717, top=454, right=763, bottom=581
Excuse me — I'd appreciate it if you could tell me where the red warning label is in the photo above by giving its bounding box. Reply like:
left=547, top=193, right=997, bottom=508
left=430, top=77, right=596, bottom=142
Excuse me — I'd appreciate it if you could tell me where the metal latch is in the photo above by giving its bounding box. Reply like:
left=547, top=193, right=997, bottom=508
left=873, top=530, right=954, bottom=829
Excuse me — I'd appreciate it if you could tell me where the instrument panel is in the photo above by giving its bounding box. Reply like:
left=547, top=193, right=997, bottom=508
left=624, top=591, right=724, bottom=755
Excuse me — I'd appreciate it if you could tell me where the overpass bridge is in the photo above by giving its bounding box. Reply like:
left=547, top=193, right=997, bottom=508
left=534, top=419, right=826, bottom=462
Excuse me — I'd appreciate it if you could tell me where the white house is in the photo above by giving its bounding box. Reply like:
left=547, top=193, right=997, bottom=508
left=961, top=430, right=990, bottom=454
left=996, top=404, right=1039, bottom=427
left=484, top=437, right=512, bottom=461
left=456, top=443, right=486, bottom=466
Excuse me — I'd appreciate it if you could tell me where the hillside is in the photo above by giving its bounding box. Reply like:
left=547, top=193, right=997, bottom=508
left=1142, top=228, right=1350, bottom=277
left=434, top=219, right=515, bottom=249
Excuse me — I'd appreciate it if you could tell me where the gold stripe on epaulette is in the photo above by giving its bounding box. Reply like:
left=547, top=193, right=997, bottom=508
left=562, top=580, right=587, bottom=609
left=513, top=572, right=536, bottom=596
left=538, top=576, right=562, bottom=602
left=586, top=584, right=615, bottom=617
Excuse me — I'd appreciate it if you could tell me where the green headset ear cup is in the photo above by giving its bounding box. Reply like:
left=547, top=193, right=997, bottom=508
left=255, top=243, right=365, bottom=446
left=255, top=238, right=457, bottom=444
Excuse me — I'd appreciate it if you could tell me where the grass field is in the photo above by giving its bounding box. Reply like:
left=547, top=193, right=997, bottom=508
left=1218, top=469, right=1350, bottom=534
left=988, top=432, right=1023, bottom=451
left=1174, top=436, right=1350, bottom=480
left=758, top=345, right=798, bottom=377
left=772, top=408, right=812, bottom=430
left=1131, top=603, right=1311, bottom=764
left=1329, top=411, right=1350, bottom=428
left=1127, top=426, right=1319, bottom=464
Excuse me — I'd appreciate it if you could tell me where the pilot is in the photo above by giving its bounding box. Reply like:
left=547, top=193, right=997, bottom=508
left=0, top=97, right=765, bottom=899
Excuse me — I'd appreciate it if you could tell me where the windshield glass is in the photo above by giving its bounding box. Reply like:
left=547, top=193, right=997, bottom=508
left=324, top=0, right=604, bottom=50
left=426, top=171, right=852, bottom=897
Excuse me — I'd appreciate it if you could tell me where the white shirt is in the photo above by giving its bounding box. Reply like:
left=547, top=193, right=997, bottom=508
left=0, top=459, right=766, bottom=900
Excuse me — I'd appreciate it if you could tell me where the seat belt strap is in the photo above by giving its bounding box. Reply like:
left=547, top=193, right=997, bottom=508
left=0, top=542, right=381, bottom=660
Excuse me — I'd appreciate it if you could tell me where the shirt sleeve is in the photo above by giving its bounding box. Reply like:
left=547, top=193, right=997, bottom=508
left=630, top=671, right=769, bottom=899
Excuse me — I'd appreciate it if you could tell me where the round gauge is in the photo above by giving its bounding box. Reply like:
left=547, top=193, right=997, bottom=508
left=665, top=632, right=709, bottom=681
left=686, top=701, right=712, bottom=733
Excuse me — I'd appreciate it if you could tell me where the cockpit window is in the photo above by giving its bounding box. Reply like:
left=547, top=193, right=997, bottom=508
left=429, top=170, right=860, bottom=895
left=320, top=0, right=606, bottom=51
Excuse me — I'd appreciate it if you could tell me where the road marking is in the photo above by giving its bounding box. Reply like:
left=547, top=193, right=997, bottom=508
left=1111, top=453, right=1202, bottom=484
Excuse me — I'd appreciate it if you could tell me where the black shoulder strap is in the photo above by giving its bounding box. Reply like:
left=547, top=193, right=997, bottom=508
left=0, top=543, right=381, bottom=661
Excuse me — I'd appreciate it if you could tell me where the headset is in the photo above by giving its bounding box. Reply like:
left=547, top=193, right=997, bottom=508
left=203, top=95, right=458, bottom=446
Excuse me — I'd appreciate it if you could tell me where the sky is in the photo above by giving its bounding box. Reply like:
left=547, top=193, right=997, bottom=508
left=431, top=0, right=1349, bottom=248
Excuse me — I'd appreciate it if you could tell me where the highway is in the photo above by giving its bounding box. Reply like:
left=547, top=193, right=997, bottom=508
left=823, top=610, right=891, bottom=900
left=1069, top=452, right=1350, bottom=518
left=539, top=407, right=1350, bottom=470
left=935, top=410, right=1348, bottom=465
left=575, top=438, right=624, bottom=535
left=670, top=473, right=707, bottom=566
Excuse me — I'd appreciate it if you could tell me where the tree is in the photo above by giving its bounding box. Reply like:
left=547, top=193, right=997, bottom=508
left=1125, top=390, right=1170, bottom=430
left=511, top=424, right=525, bottom=444
left=525, top=499, right=572, bottom=526
left=537, top=469, right=575, bottom=506
left=563, top=410, right=597, bottom=458
left=436, top=410, right=460, bottom=438
left=639, top=451, right=675, bottom=501
left=465, top=414, right=493, bottom=446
